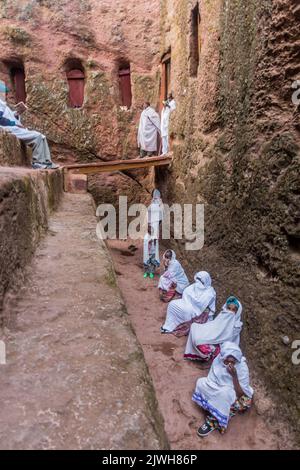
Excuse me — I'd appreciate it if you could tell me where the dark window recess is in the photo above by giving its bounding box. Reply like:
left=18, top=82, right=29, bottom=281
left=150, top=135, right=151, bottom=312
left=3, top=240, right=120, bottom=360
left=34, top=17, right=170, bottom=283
left=189, top=3, right=200, bottom=77
left=11, top=67, right=26, bottom=103
left=67, top=69, right=85, bottom=108
left=165, top=58, right=171, bottom=98
left=119, top=68, right=132, bottom=108
left=287, top=234, right=300, bottom=256
left=160, top=52, right=171, bottom=107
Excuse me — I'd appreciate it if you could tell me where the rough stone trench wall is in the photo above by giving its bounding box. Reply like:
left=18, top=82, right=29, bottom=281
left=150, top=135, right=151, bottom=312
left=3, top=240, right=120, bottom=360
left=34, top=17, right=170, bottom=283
left=159, top=0, right=300, bottom=438
left=0, top=165, right=63, bottom=326
left=0, top=129, right=30, bottom=166
left=0, top=0, right=161, bottom=163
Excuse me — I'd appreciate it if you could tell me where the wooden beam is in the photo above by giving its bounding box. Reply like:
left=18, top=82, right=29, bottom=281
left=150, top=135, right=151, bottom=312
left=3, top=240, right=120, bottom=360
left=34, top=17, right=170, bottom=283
left=64, top=155, right=172, bottom=174
left=63, top=155, right=172, bottom=191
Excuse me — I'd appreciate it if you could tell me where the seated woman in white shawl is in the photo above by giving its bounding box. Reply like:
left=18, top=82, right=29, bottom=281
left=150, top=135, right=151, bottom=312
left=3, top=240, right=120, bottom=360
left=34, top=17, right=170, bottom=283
left=193, top=342, right=253, bottom=437
left=158, top=250, right=189, bottom=303
left=184, top=296, right=243, bottom=362
left=161, top=271, right=216, bottom=335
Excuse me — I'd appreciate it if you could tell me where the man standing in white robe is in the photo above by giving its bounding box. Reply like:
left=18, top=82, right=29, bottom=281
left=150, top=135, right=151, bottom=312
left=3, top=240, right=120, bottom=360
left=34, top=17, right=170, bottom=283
left=161, top=93, right=176, bottom=155
left=138, top=102, right=161, bottom=158
left=0, top=82, right=58, bottom=169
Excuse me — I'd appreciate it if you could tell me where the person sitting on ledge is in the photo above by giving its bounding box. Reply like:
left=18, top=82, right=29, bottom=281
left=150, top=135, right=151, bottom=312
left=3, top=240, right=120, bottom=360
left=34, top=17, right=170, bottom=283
left=193, top=342, right=253, bottom=437
left=0, top=82, right=59, bottom=170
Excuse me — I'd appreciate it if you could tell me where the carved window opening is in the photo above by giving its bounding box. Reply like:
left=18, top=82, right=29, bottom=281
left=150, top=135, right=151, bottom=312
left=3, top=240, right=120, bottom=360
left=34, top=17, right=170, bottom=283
left=65, top=59, right=85, bottom=108
left=11, top=67, right=26, bottom=103
left=119, top=64, right=132, bottom=108
left=189, top=2, right=201, bottom=77
left=1, top=60, right=26, bottom=103
left=160, top=51, right=172, bottom=109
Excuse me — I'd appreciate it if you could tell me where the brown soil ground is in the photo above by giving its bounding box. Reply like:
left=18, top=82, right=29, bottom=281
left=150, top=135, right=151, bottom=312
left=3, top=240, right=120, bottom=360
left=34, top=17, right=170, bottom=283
left=108, top=238, right=297, bottom=450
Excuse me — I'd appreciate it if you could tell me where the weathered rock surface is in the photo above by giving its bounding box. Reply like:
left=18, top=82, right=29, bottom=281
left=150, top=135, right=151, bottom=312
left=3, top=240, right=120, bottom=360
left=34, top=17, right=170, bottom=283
left=0, top=0, right=161, bottom=162
left=0, top=0, right=299, bottom=448
left=0, top=193, right=168, bottom=450
left=0, top=166, right=63, bottom=322
left=0, top=130, right=30, bottom=166
left=160, top=0, right=300, bottom=439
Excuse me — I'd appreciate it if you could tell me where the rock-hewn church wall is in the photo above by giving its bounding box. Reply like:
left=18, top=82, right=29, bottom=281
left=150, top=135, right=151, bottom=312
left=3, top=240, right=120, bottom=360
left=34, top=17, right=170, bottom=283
left=0, top=129, right=29, bottom=166
left=0, top=0, right=161, bottom=163
left=0, top=167, right=63, bottom=324
left=0, top=0, right=299, bottom=440
left=160, top=0, right=300, bottom=436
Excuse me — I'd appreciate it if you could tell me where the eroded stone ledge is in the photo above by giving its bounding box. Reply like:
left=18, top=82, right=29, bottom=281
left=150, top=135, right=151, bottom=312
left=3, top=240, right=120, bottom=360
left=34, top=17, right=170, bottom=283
left=0, top=166, right=63, bottom=323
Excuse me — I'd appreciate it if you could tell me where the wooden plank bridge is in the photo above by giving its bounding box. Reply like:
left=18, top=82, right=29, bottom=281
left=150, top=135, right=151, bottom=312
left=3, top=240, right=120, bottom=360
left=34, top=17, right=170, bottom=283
left=63, top=155, right=172, bottom=192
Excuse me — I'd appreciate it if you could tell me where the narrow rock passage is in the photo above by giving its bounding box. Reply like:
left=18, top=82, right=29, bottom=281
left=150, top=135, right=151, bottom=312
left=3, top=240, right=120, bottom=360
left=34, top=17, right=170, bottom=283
left=108, top=239, right=293, bottom=450
left=0, top=194, right=167, bottom=450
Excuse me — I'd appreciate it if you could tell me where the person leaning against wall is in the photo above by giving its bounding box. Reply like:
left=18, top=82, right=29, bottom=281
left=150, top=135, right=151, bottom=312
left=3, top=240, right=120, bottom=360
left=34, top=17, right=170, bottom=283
left=161, top=92, right=176, bottom=155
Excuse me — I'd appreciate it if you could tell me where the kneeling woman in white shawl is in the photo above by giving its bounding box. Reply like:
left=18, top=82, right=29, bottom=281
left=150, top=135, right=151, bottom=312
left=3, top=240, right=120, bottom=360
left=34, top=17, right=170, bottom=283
left=193, top=342, right=253, bottom=437
left=161, top=272, right=216, bottom=334
left=158, top=250, right=189, bottom=302
left=184, top=296, right=243, bottom=362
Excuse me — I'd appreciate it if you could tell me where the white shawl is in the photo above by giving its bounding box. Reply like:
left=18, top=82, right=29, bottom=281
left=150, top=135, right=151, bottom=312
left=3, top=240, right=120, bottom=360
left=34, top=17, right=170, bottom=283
left=138, top=106, right=161, bottom=152
left=158, top=250, right=189, bottom=294
left=181, top=272, right=216, bottom=317
left=214, top=342, right=253, bottom=398
left=185, top=299, right=243, bottom=357
left=163, top=271, right=216, bottom=332
left=161, top=99, right=176, bottom=137
left=0, top=99, right=12, bottom=119
left=192, top=342, right=253, bottom=428
left=0, top=99, right=40, bottom=139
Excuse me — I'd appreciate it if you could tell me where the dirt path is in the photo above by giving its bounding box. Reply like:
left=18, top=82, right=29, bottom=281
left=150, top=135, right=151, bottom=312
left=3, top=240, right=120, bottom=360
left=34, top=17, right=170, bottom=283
left=108, top=238, right=292, bottom=450
left=0, top=194, right=167, bottom=450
